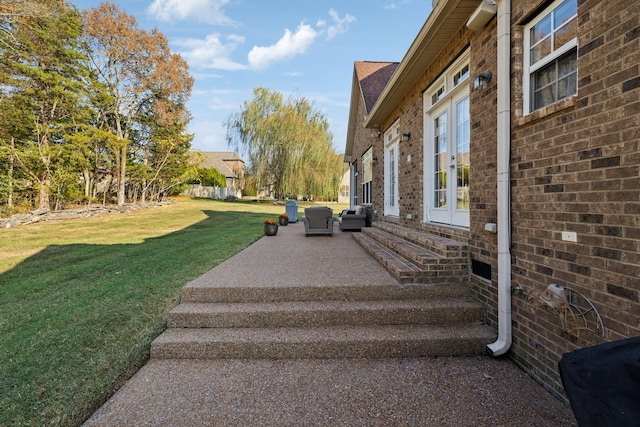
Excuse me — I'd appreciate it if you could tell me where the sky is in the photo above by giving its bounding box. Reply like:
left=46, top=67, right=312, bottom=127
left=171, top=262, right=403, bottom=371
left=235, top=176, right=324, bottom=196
left=70, top=0, right=433, bottom=155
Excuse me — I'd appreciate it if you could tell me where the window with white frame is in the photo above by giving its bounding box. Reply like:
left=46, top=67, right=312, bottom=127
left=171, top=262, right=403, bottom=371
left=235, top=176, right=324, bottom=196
left=361, top=148, right=372, bottom=204
left=340, top=185, right=349, bottom=198
left=524, top=0, right=578, bottom=115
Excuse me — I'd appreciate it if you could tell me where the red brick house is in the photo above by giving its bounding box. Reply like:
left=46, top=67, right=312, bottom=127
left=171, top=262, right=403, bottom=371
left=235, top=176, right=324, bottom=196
left=345, top=0, right=639, bottom=398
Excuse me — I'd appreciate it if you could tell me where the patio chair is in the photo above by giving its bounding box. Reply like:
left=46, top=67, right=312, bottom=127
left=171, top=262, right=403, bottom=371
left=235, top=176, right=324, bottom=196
left=302, top=206, right=335, bottom=236
left=339, top=205, right=368, bottom=231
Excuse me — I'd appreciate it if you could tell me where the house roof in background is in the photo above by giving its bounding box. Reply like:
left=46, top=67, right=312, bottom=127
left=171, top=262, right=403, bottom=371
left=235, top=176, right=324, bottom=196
left=191, top=151, right=244, bottom=178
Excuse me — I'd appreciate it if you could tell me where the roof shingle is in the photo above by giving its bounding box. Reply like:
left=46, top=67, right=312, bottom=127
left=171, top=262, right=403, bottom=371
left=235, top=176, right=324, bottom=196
left=355, top=61, right=399, bottom=114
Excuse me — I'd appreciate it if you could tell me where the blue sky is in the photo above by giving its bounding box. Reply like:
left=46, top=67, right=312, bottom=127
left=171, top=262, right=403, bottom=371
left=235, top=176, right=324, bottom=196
left=70, top=0, right=432, bottom=154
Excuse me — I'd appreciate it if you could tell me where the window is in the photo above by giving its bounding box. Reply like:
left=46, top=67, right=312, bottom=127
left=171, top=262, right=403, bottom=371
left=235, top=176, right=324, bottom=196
left=361, top=148, right=372, bottom=204
left=340, top=185, right=349, bottom=198
left=524, top=0, right=577, bottom=114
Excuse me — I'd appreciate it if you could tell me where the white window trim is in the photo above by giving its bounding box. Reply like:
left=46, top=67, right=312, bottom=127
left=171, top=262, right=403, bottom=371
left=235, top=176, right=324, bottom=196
left=523, top=0, right=578, bottom=115
left=423, top=49, right=471, bottom=228
left=361, top=148, right=373, bottom=205
left=425, top=51, right=470, bottom=112
left=384, top=121, right=400, bottom=217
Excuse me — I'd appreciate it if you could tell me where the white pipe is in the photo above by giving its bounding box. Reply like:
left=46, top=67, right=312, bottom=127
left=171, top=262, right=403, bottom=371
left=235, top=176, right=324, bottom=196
left=487, top=0, right=512, bottom=356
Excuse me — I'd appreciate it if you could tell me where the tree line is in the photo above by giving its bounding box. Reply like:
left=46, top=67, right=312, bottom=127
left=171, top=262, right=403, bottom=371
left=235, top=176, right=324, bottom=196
left=0, top=0, right=196, bottom=215
left=0, top=1, right=345, bottom=216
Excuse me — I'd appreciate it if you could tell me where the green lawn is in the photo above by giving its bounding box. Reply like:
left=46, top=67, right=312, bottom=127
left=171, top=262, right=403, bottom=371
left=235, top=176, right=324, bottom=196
left=0, top=197, right=342, bottom=426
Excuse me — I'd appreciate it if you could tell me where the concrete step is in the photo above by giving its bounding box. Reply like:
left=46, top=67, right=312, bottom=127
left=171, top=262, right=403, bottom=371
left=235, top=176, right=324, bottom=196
left=151, top=324, right=497, bottom=359
left=353, top=233, right=467, bottom=284
left=180, top=281, right=470, bottom=303
left=167, top=298, right=485, bottom=328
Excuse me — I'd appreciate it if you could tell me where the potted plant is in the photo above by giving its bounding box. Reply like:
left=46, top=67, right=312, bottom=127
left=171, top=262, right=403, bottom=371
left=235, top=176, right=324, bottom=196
left=264, top=218, right=278, bottom=236
left=279, top=213, right=289, bottom=226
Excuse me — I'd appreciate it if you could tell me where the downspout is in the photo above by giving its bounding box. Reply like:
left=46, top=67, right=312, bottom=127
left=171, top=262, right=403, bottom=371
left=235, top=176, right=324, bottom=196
left=350, top=163, right=357, bottom=209
left=487, top=0, right=512, bottom=356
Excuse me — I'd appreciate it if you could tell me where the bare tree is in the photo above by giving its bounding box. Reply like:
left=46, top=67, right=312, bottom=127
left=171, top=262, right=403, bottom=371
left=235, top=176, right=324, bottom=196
left=82, top=2, right=193, bottom=206
left=0, top=0, right=54, bottom=49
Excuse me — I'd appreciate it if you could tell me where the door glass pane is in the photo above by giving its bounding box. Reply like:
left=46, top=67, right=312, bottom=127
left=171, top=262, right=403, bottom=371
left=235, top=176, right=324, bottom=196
left=434, top=112, right=447, bottom=208
left=456, top=97, right=470, bottom=210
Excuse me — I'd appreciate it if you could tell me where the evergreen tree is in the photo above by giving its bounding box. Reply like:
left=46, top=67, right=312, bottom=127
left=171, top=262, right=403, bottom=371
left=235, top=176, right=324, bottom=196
left=0, top=0, right=88, bottom=210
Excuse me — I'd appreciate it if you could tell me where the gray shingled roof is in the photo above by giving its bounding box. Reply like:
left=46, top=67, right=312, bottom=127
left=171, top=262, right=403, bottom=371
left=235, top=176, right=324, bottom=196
left=191, top=151, right=244, bottom=178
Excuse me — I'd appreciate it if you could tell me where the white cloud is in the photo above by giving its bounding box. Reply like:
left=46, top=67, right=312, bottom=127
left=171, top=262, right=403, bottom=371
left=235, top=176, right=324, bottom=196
left=324, top=9, right=356, bottom=40
left=169, top=8, right=354, bottom=72
left=384, top=0, right=411, bottom=10
left=247, top=23, right=318, bottom=70
left=148, top=0, right=236, bottom=25
left=173, top=33, right=247, bottom=70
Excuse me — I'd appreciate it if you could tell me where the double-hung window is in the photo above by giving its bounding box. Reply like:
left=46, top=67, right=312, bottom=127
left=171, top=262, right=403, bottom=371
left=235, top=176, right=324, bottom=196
left=523, top=0, right=578, bottom=115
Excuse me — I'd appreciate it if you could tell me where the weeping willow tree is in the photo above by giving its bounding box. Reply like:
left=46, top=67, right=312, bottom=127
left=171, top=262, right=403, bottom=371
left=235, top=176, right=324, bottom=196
left=225, top=87, right=343, bottom=200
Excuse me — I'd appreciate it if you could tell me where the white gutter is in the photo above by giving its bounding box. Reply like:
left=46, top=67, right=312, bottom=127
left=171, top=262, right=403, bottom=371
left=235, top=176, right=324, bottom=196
left=487, top=0, right=512, bottom=356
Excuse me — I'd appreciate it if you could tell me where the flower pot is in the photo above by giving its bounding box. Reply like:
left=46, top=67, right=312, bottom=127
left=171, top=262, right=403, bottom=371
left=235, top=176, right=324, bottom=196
left=279, top=217, right=289, bottom=226
left=264, top=223, right=278, bottom=236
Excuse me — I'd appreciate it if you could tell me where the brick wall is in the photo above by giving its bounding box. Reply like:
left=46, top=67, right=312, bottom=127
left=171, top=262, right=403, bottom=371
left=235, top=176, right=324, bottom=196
left=348, top=0, right=639, bottom=400
left=350, top=83, right=373, bottom=207
left=468, top=17, right=500, bottom=339
left=509, top=0, right=640, bottom=397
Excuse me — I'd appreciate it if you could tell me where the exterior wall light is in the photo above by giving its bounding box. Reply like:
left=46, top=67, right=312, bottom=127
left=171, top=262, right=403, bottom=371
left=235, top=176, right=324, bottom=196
left=402, top=132, right=411, bottom=142
left=473, top=71, right=492, bottom=90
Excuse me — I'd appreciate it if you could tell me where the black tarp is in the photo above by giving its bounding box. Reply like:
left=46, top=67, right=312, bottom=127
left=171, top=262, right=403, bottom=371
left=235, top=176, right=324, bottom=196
left=559, top=336, right=640, bottom=427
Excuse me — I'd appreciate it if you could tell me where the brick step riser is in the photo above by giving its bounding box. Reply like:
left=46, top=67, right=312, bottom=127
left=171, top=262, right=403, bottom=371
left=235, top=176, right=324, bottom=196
left=363, top=232, right=468, bottom=265
left=368, top=224, right=469, bottom=259
left=181, top=283, right=469, bottom=303
left=167, top=306, right=485, bottom=329
left=151, top=338, right=490, bottom=359
left=363, top=230, right=468, bottom=268
left=354, top=235, right=468, bottom=284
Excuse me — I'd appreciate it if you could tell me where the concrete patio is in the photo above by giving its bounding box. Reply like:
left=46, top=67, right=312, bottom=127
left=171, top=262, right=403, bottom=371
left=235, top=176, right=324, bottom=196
left=83, top=221, right=577, bottom=426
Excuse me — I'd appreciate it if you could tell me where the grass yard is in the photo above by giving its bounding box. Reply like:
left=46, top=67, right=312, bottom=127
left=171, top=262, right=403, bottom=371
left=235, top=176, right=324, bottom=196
left=0, top=196, right=340, bottom=426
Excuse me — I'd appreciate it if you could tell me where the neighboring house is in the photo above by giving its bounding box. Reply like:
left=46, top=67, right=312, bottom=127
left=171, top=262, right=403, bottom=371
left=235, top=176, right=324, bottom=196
left=345, top=0, right=639, bottom=399
left=337, top=169, right=351, bottom=204
left=191, top=151, right=245, bottom=191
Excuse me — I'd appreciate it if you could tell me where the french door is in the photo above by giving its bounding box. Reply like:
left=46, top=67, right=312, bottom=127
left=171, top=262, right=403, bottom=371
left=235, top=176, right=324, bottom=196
left=384, top=139, right=399, bottom=217
left=425, top=88, right=470, bottom=227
